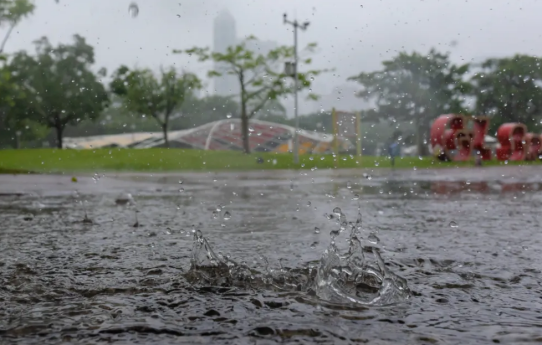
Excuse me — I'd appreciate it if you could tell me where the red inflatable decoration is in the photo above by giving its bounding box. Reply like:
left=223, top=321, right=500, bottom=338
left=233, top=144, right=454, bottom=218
left=455, top=129, right=473, bottom=161
left=525, top=133, right=542, bottom=161
left=431, top=115, right=540, bottom=162
left=430, top=114, right=492, bottom=161
left=430, top=114, right=468, bottom=161
left=496, top=123, right=527, bottom=161
left=471, top=116, right=492, bottom=160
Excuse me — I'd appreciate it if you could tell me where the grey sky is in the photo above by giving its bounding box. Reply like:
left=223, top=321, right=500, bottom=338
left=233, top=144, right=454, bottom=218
left=5, top=0, right=542, bottom=114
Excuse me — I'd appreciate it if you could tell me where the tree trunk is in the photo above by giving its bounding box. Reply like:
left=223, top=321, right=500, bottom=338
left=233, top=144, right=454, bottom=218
left=55, top=125, right=64, bottom=149
left=162, top=124, right=169, bottom=148
left=240, top=101, right=250, bottom=154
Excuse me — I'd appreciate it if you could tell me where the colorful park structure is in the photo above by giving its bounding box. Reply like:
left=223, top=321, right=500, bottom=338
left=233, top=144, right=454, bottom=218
left=430, top=114, right=542, bottom=162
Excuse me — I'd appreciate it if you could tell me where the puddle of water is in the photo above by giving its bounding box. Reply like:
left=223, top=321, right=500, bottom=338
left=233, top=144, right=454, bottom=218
left=0, top=169, right=541, bottom=343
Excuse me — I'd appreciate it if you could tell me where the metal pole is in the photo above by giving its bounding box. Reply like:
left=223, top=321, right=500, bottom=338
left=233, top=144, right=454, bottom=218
left=284, top=14, right=308, bottom=164
left=293, top=23, right=299, bottom=164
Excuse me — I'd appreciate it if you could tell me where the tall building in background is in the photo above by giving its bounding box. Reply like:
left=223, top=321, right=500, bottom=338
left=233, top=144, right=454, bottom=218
left=213, top=10, right=237, bottom=96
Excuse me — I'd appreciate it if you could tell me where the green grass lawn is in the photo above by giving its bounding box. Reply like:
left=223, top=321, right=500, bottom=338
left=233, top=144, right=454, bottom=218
left=0, top=148, right=540, bottom=174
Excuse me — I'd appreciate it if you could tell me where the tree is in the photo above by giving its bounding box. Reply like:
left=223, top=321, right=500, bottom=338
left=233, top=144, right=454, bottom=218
left=0, top=0, right=35, bottom=53
left=349, top=49, right=471, bottom=155
left=9, top=35, right=109, bottom=148
left=177, top=36, right=324, bottom=154
left=472, top=55, right=542, bottom=130
left=0, top=0, right=34, bottom=146
left=110, top=66, right=201, bottom=147
left=0, top=55, right=16, bottom=120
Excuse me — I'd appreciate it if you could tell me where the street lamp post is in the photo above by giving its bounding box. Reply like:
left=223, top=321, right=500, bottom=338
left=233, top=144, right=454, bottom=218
left=283, top=13, right=309, bottom=164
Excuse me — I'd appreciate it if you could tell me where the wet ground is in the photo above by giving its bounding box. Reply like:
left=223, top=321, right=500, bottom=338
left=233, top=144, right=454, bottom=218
left=1, top=166, right=542, bottom=344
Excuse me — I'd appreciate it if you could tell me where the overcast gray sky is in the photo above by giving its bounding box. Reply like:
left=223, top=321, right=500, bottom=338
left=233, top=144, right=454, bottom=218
left=5, top=0, right=542, bottom=113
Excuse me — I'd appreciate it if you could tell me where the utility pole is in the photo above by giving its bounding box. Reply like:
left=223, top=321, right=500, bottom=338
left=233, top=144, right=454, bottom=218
left=283, top=13, right=309, bottom=164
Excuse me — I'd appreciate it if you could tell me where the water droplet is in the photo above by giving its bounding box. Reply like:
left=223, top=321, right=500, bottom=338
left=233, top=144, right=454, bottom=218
left=346, top=181, right=352, bottom=189
left=226, top=113, right=232, bottom=119
left=128, top=2, right=139, bottom=17
left=248, top=127, right=254, bottom=132
left=314, top=227, right=320, bottom=234
left=333, top=207, right=342, bottom=215
left=179, top=188, right=185, bottom=193
left=368, top=233, right=380, bottom=244
left=223, top=211, right=231, bottom=220
left=352, top=194, right=360, bottom=200
left=449, top=221, right=459, bottom=228
left=307, top=201, right=312, bottom=207
left=310, top=242, right=318, bottom=248
left=178, top=180, right=183, bottom=184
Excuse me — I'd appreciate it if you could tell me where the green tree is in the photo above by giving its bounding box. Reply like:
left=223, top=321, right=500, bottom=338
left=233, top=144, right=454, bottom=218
left=0, top=0, right=35, bottom=147
left=349, top=49, right=471, bottom=155
left=110, top=66, right=201, bottom=147
left=0, top=55, right=17, bottom=120
left=472, top=55, right=542, bottom=130
left=9, top=35, right=109, bottom=148
left=0, top=0, right=35, bottom=53
left=177, top=36, right=324, bottom=154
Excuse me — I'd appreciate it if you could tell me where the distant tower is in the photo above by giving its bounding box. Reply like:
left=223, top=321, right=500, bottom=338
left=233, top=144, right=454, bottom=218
left=213, top=10, right=237, bottom=96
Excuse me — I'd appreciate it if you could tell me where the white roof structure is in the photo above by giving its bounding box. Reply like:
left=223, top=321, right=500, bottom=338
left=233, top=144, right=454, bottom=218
left=63, top=119, right=353, bottom=154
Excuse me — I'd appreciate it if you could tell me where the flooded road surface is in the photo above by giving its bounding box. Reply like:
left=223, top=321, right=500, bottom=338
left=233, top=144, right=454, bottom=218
left=1, top=166, right=542, bottom=344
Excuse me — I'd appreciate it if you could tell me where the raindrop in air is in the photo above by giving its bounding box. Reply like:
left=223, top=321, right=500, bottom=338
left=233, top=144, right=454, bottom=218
left=128, top=2, right=139, bottom=18
left=449, top=221, right=459, bottom=228
left=179, top=188, right=185, bottom=193
left=314, top=227, right=320, bottom=234
left=223, top=211, right=231, bottom=220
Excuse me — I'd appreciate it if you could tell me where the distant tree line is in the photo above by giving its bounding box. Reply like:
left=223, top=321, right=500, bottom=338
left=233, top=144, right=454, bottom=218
left=1, top=0, right=541, bottom=155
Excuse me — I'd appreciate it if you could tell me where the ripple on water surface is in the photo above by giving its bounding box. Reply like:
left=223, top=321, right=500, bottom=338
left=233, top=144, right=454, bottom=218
left=0, top=170, right=541, bottom=344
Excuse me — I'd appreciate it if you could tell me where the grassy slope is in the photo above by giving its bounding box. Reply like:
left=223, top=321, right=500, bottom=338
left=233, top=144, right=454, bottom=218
left=0, top=148, right=539, bottom=174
